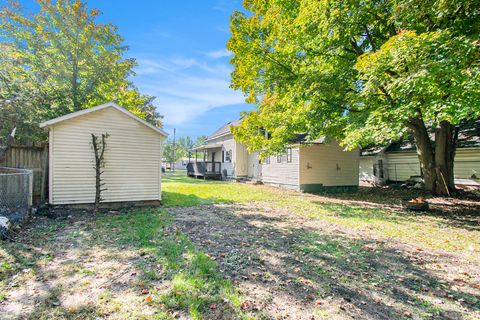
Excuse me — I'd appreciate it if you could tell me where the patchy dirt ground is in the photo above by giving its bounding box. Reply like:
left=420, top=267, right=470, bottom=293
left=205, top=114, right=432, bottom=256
left=168, top=203, right=480, bottom=320
left=2, top=179, right=479, bottom=319
left=0, top=216, right=161, bottom=319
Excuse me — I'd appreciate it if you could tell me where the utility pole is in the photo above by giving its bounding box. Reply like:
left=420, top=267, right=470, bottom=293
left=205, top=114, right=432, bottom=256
left=172, top=128, right=176, bottom=173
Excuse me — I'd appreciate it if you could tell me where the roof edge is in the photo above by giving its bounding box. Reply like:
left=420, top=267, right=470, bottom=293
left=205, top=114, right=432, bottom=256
left=207, top=131, right=233, bottom=141
left=39, top=102, right=168, bottom=137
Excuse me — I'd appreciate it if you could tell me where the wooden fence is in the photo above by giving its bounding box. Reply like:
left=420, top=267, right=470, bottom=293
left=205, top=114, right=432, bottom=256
left=0, top=143, right=48, bottom=204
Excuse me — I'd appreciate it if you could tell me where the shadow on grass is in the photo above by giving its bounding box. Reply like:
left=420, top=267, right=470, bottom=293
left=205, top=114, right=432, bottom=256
left=91, top=209, right=248, bottom=319
left=1, top=210, right=250, bottom=319
left=309, top=186, right=480, bottom=229
left=307, top=200, right=480, bottom=232
left=170, top=204, right=480, bottom=319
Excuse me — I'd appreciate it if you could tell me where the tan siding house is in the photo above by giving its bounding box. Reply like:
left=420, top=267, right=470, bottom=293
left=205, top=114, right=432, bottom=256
left=189, top=120, right=359, bottom=192
left=299, top=142, right=359, bottom=192
left=261, top=142, right=359, bottom=192
left=40, top=102, right=167, bottom=205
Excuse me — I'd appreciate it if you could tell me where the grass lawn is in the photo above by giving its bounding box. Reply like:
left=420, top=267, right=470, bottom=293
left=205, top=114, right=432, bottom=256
left=1, top=173, right=478, bottom=319
left=162, top=174, right=480, bottom=252
left=1, top=209, right=253, bottom=319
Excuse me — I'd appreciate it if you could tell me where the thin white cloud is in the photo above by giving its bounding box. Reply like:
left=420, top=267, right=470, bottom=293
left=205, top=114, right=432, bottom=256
left=134, top=59, right=172, bottom=75
left=205, top=49, right=232, bottom=59
left=134, top=56, right=244, bottom=126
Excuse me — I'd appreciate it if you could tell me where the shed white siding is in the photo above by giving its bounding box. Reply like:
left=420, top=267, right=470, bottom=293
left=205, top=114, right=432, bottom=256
left=386, top=148, right=480, bottom=182
left=299, top=142, right=359, bottom=187
left=359, top=156, right=375, bottom=181
left=261, top=148, right=300, bottom=190
left=49, top=106, right=164, bottom=205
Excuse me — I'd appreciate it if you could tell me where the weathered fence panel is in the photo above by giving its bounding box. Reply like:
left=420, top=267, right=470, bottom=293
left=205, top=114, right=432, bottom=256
left=0, top=143, right=48, bottom=204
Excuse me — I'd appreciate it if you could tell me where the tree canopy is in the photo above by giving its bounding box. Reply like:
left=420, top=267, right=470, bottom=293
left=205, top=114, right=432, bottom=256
left=163, top=136, right=208, bottom=164
left=228, top=0, right=480, bottom=194
left=0, top=0, right=161, bottom=143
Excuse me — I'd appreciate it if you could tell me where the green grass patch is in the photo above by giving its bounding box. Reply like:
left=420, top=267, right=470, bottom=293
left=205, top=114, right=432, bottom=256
left=161, top=174, right=278, bottom=207
left=95, top=208, right=251, bottom=319
left=162, top=173, right=480, bottom=252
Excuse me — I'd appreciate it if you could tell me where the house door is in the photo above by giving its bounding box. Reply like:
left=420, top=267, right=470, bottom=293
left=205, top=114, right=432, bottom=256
left=253, top=156, right=261, bottom=179
left=248, top=152, right=261, bottom=178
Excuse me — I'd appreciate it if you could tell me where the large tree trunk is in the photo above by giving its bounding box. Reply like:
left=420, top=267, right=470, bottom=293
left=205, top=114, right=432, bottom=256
left=407, top=118, right=456, bottom=196
left=434, top=121, right=457, bottom=195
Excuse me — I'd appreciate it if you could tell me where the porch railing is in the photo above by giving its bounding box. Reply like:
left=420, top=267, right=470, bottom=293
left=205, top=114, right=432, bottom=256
left=187, top=161, right=222, bottom=177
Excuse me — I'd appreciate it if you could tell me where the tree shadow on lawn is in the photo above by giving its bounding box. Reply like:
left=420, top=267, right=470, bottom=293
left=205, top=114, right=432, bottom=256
left=170, top=204, right=480, bottom=319
left=307, top=201, right=480, bottom=232
left=163, top=188, right=480, bottom=234
left=1, top=210, right=248, bottom=319
left=0, top=218, right=109, bottom=319
left=310, top=185, right=480, bottom=225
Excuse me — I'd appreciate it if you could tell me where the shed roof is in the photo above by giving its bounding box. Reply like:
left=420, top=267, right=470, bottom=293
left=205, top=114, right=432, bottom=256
left=39, top=102, right=168, bottom=137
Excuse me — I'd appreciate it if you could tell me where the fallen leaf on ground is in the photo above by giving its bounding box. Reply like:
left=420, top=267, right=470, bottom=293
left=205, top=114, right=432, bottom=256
left=241, top=300, right=254, bottom=310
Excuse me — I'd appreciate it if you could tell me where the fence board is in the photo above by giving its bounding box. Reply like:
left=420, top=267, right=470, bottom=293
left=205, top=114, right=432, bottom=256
left=0, top=143, right=48, bottom=204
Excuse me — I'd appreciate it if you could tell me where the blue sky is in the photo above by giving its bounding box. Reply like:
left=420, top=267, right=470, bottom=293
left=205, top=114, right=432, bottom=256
left=24, top=0, right=252, bottom=139
left=93, top=0, right=251, bottom=137
left=93, top=0, right=251, bottom=139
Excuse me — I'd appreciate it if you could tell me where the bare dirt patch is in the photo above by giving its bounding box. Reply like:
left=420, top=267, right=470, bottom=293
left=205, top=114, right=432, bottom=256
left=168, top=203, right=480, bottom=320
left=0, top=215, right=159, bottom=320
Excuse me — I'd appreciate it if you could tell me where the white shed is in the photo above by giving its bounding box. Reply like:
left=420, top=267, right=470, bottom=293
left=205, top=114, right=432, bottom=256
left=40, top=102, right=167, bottom=206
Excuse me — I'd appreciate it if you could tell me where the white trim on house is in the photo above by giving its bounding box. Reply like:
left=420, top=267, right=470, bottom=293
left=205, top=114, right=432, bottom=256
left=191, top=143, right=223, bottom=151
left=40, top=102, right=168, bottom=137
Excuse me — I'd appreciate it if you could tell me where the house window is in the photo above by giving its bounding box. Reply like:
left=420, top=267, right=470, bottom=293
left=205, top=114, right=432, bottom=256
left=287, top=148, right=292, bottom=163
left=265, top=156, right=270, bottom=164
left=222, top=150, right=225, bottom=163
left=225, top=150, right=232, bottom=162
left=277, top=154, right=282, bottom=163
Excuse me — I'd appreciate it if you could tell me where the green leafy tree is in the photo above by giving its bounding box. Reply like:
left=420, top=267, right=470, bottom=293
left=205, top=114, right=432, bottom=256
left=177, top=136, right=195, bottom=152
left=0, top=0, right=161, bottom=142
left=228, top=0, right=480, bottom=195
left=194, top=135, right=207, bottom=147
left=163, top=138, right=187, bottom=165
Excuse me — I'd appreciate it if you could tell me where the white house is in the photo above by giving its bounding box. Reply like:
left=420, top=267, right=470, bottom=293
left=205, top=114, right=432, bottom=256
left=40, top=102, right=167, bottom=206
left=189, top=120, right=252, bottom=179
left=188, top=120, right=359, bottom=192
left=359, top=135, right=480, bottom=186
